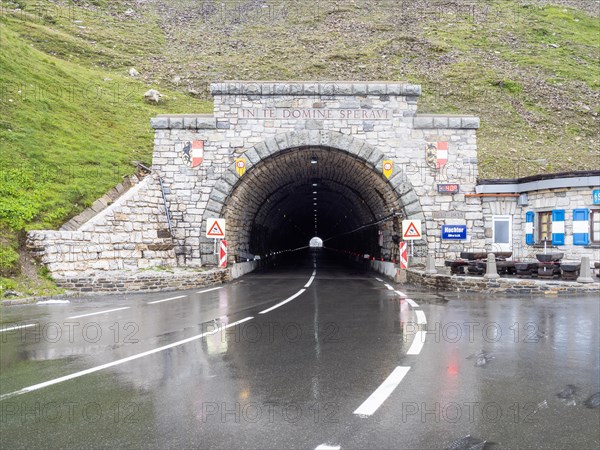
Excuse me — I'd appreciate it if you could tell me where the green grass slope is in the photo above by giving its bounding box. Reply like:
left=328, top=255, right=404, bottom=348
left=0, top=3, right=211, bottom=295
left=0, top=0, right=598, bottom=295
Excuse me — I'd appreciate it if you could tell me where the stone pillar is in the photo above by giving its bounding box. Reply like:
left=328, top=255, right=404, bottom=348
left=577, top=256, right=594, bottom=283
left=425, top=252, right=437, bottom=275
left=484, top=253, right=500, bottom=280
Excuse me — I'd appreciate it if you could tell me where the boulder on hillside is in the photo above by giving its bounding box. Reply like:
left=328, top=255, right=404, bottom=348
left=144, top=89, right=162, bottom=103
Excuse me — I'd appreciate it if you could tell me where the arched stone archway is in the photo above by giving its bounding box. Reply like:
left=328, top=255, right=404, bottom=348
left=201, top=130, right=425, bottom=262
left=30, top=81, right=485, bottom=280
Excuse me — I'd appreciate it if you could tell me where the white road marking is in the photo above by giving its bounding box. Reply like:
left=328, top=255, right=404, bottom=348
left=375, top=277, right=383, bottom=282
left=67, top=307, right=130, bottom=319
left=36, top=299, right=70, bottom=304
left=384, top=284, right=394, bottom=291
left=394, top=290, right=406, bottom=297
left=415, top=310, right=427, bottom=325
left=0, top=323, right=37, bottom=333
left=196, top=286, right=223, bottom=294
left=315, top=445, right=341, bottom=450
left=304, top=271, right=317, bottom=288
left=353, top=366, right=411, bottom=417
left=0, top=316, right=254, bottom=401
left=407, top=330, right=426, bottom=355
left=259, top=289, right=306, bottom=314
left=148, top=295, right=187, bottom=305
left=406, top=298, right=419, bottom=308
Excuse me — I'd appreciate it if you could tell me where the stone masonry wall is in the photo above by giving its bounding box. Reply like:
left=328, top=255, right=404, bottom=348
left=27, top=174, right=176, bottom=278
left=54, top=268, right=228, bottom=293
left=151, top=82, right=483, bottom=265
left=29, top=81, right=486, bottom=282
left=407, top=269, right=599, bottom=296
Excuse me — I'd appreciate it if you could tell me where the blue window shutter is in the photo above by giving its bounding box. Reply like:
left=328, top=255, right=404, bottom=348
left=572, top=209, right=590, bottom=246
left=551, top=209, right=565, bottom=245
left=525, top=211, right=534, bottom=245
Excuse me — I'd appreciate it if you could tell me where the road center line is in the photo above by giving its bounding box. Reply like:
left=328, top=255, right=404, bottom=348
left=304, top=272, right=317, bottom=288
left=406, top=330, right=427, bottom=355
left=415, top=310, right=427, bottom=325
left=384, top=283, right=394, bottom=291
left=394, top=290, right=406, bottom=297
left=353, top=366, right=411, bottom=417
left=196, top=286, right=223, bottom=294
left=0, top=323, right=37, bottom=333
left=67, top=307, right=130, bottom=320
left=259, top=289, right=306, bottom=314
left=0, top=316, right=254, bottom=401
left=315, top=445, right=341, bottom=450
left=259, top=270, right=316, bottom=314
left=375, top=277, right=383, bottom=282
left=148, top=295, right=187, bottom=305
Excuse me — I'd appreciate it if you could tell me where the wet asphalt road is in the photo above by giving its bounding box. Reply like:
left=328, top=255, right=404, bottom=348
left=1, top=250, right=599, bottom=450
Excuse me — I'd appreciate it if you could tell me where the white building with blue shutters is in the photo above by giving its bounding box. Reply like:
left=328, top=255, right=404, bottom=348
left=477, top=171, right=600, bottom=262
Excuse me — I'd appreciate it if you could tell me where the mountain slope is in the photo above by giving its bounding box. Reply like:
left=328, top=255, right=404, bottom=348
left=0, top=0, right=598, bottom=294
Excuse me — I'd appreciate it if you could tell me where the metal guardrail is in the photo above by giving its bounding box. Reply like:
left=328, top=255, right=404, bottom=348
left=134, top=161, right=173, bottom=239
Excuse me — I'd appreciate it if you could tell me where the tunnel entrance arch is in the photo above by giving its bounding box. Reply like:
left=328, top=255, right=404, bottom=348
left=202, top=130, right=425, bottom=263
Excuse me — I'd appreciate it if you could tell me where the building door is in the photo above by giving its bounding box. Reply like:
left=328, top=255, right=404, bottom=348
left=492, top=215, right=512, bottom=254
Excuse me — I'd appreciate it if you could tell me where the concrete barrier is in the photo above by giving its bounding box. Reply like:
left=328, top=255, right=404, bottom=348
left=370, top=260, right=399, bottom=279
left=230, top=261, right=258, bottom=279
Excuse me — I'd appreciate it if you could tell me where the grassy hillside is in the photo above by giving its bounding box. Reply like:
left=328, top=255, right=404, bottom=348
left=0, top=1, right=212, bottom=295
left=0, top=0, right=598, bottom=295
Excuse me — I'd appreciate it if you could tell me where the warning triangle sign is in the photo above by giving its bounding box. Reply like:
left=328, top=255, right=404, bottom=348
left=206, top=218, right=226, bottom=238
left=402, top=220, right=422, bottom=240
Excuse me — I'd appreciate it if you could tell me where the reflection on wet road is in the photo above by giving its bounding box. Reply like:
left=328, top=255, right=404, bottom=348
left=1, top=250, right=598, bottom=449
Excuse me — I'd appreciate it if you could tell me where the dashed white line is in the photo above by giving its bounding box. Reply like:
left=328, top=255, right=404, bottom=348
left=0, top=323, right=37, bottom=333
left=353, top=366, right=411, bottom=417
left=406, top=330, right=427, bottom=355
left=67, top=307, right=130, bottom=320
left=148, top=295, right=187, bottom=305
left=394, top=290, right=407, bottom=297
left=375, top=277, right=383, bottom=282
left=406, top=298, right=419, bottom=308
left=196, top=286, right=223, bottom=294
left=315, top=445, right=341, bottom=450
left=0, top=316, right=254, bottom=401
left=259, top=289, right=306, bottom=314
left=384, top=283, right=394, bottom=291
left=415, top=310, right=427, bottom=325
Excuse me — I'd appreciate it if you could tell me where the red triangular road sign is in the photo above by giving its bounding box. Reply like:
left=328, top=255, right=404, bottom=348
left=403, top=222, right=421, bottom=239
left=207, top=220, right=225, bottom=237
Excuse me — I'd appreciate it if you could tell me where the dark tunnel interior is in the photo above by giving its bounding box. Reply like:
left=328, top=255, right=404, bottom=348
left=223, top=146, right=404, bottom=261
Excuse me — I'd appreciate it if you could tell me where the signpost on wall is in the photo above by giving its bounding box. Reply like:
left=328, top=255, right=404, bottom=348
left=206, top=218, right=226, bottom=265
left=402, top=220, right=422, bottom=257
left=441, top=225, right=467, bottom=240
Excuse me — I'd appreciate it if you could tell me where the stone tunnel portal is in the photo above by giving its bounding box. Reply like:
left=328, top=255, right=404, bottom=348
left=222, top=146, right=405, bottom=261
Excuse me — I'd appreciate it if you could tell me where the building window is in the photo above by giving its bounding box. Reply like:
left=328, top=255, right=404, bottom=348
left=592, top=210, right=600, bottom=244
left=538, top=211, right=552, bottom=242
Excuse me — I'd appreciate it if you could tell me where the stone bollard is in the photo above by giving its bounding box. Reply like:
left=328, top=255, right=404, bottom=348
left=425, top=252, right=437, bottom=275
left=395, top=268, right=407, bottom=283
left=484, top=253, right=500, bottom=280
left=577, top=256, right=594, bottom=283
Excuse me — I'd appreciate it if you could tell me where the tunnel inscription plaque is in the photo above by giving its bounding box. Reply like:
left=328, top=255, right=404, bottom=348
left=240, top=108, right=393, bottom=120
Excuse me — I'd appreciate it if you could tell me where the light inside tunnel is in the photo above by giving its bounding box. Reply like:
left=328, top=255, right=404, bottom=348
left=309, top=237, right=324, bottom=248
left=223, top=146, right=404, bottom=261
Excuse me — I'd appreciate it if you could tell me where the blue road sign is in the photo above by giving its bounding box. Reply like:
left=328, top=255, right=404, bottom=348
left=442, top=225, right=467, bottom=240
left=593, top=189, right=600, bottom=205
